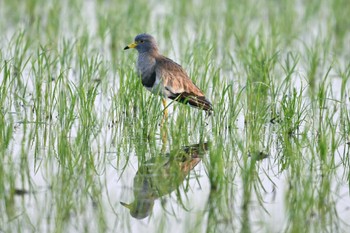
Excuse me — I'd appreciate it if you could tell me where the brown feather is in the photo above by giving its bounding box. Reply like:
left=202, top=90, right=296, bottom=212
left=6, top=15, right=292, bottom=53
left=168, top=91, right=213, bottom=112
left=156, top=56, right=205, bottom=97
left=155, top=55, right=213, bottom=113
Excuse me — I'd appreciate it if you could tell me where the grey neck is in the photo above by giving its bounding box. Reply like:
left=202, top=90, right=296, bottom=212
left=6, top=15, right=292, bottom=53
left=137, top=52, right=156, bottom=77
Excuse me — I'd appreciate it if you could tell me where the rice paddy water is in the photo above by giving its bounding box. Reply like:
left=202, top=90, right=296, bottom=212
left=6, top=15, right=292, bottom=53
left=0, top=0, right=349, bottom=232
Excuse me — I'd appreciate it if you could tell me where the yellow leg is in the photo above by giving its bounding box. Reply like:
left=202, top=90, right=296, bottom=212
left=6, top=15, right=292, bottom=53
left=160, top=99, right=168, bottom=126
left=161, top=98, right=168, bottom=152
left=161, top=126, right=168, bottom=153
left=162, top=98, right=168, bottom=119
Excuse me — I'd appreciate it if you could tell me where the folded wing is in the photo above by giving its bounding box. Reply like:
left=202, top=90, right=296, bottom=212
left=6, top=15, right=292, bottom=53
left=156, top=56, right=213, bottom=112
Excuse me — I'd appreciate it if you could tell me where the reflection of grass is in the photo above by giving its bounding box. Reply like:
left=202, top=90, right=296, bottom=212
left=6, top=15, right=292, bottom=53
left=0, top=0, right=350, bottom=232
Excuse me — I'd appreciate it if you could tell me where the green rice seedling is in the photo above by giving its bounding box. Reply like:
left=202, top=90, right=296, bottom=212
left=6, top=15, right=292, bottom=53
left=1, top=0, right=350, bottom=232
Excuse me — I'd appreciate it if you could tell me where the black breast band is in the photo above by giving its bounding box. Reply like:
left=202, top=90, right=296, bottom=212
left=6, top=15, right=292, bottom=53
left=142, top=70, right=156, bottom=88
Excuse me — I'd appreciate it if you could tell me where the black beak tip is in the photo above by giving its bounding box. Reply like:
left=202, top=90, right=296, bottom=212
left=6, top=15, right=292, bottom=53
left=124, top=46, right=129, bottom=50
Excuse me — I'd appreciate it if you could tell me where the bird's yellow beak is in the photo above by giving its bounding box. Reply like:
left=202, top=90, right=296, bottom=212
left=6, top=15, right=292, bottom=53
left=124, top=42, right=137, bottom=50
left=120, top=202, right=133, bottom=209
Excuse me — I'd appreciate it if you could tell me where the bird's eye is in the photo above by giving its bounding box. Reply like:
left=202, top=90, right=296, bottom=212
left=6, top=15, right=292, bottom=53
left=140, top=40, right=144, bottom=43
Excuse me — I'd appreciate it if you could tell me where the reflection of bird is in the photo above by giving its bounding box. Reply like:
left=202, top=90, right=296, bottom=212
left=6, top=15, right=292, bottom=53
left=120, top=143, right=208, bottom=219
left=124, top=34, right=213, bottom=116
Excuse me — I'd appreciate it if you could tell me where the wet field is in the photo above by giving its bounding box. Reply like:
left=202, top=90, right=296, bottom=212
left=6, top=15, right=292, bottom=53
left=0, top=0, right=349, bottom=232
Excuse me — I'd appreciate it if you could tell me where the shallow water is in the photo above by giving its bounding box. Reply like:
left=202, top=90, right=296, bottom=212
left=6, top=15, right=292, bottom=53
left=1, top=0, right=350, bottom=232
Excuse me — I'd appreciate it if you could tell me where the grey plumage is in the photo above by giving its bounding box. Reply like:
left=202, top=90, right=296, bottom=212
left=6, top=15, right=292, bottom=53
left=124, top=33, right=213, bottom=113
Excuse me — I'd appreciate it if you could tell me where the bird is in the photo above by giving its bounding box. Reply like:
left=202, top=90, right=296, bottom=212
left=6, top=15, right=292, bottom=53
left=124, top=33, right=213, bottom=117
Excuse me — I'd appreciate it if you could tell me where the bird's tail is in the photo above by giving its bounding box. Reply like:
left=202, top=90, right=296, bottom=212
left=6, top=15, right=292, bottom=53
left=170, top=93, right=213, bottom=114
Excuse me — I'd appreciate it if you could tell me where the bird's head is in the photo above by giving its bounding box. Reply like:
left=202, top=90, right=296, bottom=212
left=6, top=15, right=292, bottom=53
left=124, top=33, right=159, bottom=54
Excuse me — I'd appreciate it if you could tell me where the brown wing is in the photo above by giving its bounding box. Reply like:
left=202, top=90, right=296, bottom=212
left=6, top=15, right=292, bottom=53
left=166, top=91, right=213, bottom=112
left=156, top=56, right=213, bottom=112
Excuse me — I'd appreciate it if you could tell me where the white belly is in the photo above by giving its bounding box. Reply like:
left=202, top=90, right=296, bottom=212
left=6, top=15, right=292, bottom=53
left=145, top=78, right=164, bottom=96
